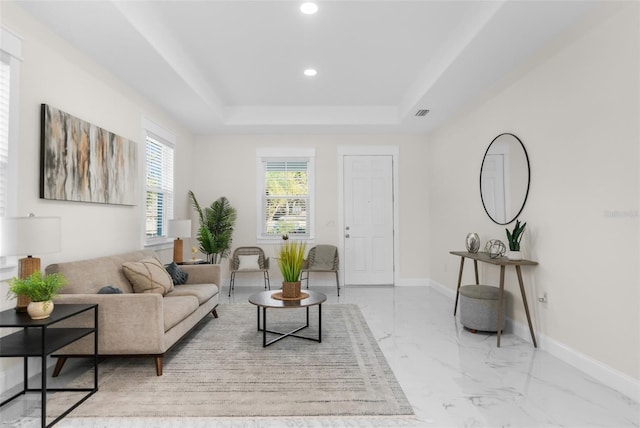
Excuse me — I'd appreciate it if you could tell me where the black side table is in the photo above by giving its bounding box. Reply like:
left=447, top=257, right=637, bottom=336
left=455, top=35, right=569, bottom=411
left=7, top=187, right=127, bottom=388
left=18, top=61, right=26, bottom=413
left=0, top=304, right=98, bottom=427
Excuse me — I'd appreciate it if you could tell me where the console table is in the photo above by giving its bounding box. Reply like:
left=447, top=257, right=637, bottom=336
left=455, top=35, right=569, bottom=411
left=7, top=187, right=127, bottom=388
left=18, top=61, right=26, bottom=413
left=0, top=304, right=98, bottom=427
left=450, top=251, right=538, bottom=347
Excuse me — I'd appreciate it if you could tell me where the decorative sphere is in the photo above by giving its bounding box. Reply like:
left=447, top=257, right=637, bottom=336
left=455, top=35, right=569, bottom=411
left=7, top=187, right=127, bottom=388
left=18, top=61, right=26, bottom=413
left=485, top=239, right=506, bottom=259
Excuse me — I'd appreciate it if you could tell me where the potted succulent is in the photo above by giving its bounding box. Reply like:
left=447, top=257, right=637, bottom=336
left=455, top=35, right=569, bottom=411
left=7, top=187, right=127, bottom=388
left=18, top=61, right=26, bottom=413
left=8, top=271, right=66, bottom=319
left=506, top=219, right=527, bottom=260
left=277, top=239, right=306, bottom=298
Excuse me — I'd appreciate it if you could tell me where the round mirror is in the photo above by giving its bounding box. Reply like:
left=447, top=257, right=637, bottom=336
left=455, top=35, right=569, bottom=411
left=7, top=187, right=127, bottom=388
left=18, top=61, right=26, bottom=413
left=480, top=133, right=530, bottom=225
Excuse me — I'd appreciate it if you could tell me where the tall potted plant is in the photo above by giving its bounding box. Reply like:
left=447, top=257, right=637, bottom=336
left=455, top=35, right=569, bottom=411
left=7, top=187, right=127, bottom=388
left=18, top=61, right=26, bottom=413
left=189, top=191, right=237, bottom=264
left=506, top=219, right=526, bottom=260
left=278, top=240, right=306, bottom=298
left=8, top=271, right=66, bottom=319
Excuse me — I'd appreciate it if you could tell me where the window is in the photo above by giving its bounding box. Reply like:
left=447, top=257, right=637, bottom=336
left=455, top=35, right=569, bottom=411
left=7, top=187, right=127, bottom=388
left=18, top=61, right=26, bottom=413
left=144, top=121, right=175, bottom=245
left=0, top=54, right=10, bottom=219
left=257, top=148, right=315, bottom=241
left=0, top=27, right=21, bottom=276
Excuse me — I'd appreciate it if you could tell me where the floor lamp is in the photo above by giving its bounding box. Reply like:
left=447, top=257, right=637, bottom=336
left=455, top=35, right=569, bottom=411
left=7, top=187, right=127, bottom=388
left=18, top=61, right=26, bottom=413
left=0, top=214, right=61, bottom=311
left=167, top=219, right=191, bottom=264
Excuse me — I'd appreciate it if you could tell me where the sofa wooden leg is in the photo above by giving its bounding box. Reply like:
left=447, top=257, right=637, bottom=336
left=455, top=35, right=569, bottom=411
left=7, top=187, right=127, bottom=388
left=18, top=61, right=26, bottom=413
left=155, top=356, right=163, bottom=376
left=212, top=308, right=218, bottom=318
left=52, top=357, right=67, bottom=377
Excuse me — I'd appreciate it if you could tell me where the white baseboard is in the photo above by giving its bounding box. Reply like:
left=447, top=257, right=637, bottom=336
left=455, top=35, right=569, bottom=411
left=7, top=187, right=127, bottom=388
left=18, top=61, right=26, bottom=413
left=395, top=278, right=429, bottom=287
left=429, top=279, right=640, bottom=403
left=508, top=317, right=640, bottom=403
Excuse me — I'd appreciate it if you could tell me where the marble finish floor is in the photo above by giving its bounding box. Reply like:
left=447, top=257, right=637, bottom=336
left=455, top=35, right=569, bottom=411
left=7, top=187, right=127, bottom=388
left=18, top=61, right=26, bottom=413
left=1, top=285, right=639, bottom=427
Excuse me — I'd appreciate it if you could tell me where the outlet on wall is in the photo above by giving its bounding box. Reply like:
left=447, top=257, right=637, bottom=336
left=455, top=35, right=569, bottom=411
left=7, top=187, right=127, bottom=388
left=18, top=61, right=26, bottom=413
left=538, top=292, right=548, bottom=303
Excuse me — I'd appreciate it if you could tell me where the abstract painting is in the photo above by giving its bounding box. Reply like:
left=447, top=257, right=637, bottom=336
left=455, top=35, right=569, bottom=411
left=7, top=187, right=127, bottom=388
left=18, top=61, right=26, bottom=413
left=40, top=104, right=137, bottom=205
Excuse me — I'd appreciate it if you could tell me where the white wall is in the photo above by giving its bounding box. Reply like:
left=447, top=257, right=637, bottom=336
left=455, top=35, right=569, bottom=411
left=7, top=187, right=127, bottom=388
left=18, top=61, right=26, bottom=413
left=427, top=2, right=639, bottom=389
left=190, top=134, right=429, bottom=283
left=0, top=3, right=196, bottom=391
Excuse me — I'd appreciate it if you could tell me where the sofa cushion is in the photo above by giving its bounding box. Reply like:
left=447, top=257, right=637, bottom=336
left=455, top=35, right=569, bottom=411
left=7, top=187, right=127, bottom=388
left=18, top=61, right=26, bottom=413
left=165, top=262, right=189, bottom=285
left=163, top=295, right=199, bottom=332
left=122, top=258, right=174, bottom=295
left=166, top=283, right=219, bottom=305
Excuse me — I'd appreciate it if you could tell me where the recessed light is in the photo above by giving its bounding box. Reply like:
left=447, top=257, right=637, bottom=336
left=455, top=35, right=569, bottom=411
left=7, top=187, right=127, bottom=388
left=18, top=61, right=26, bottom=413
left=300, top=2, right=318, bottom=15
left=304, top=68, right=317, bottom=77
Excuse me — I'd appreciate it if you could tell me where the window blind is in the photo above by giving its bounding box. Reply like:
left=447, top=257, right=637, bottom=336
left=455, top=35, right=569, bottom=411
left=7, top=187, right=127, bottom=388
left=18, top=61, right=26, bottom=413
left=145, top=135, right=174, bottom=240
left=0, top=54, right=9, bottom=218
left=262, top=159, right=309, bottom=237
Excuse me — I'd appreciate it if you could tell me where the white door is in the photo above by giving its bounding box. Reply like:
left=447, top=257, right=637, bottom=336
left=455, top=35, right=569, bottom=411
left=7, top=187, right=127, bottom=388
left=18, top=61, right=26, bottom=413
left=343, top=155, right=394, bottom=285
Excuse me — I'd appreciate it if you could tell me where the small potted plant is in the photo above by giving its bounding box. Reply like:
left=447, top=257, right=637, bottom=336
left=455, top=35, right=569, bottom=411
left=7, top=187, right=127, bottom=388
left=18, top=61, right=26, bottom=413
left=506, top=219, right=526, bottom=260
left=8, top=271, right=66, bottom=319
left=277, top=240, right=306, bottom=298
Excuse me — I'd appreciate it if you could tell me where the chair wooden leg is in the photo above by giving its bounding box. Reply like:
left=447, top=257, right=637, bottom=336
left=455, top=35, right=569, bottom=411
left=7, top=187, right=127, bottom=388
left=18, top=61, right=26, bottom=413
left=335, top=271, right=340, bottom=296
left=52, top=357, right=67, bottom=377
left=212, top=307, right=218, bottom=318
left=155, top=356, right=163, bottom=376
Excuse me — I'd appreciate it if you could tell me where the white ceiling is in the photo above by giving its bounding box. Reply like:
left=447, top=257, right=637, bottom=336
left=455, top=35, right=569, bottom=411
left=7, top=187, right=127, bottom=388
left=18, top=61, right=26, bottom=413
left=14, top=0, right=601, bottom=135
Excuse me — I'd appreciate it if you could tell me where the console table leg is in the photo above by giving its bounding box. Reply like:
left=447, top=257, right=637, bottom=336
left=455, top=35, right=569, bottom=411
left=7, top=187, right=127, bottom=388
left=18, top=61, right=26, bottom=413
left=473, top=260, right=479, bottom=285
left=454, top=257, right=465, bottom=315
left=516, top=265, right=538, bottom=347
left=497, top=266, right=506, bottom=347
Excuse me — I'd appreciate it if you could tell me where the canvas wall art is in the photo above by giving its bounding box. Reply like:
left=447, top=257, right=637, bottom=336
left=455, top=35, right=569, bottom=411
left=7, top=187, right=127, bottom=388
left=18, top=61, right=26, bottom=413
left=40, top=104, right=137, bottom=206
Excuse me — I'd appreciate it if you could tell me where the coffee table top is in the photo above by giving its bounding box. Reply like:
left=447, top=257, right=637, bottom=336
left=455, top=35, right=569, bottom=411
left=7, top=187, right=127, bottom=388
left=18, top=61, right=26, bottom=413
left=249, top=290, right=327, bottom=308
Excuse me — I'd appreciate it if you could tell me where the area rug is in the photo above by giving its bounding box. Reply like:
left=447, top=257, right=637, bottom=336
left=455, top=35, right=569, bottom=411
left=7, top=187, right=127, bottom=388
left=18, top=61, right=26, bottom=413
left=47, top=303, right=414, bottom=420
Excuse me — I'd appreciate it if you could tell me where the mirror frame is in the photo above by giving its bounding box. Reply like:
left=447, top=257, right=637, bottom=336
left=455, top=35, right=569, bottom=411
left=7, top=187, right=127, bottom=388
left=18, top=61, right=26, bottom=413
left=480, top=133, right=530, bottom=225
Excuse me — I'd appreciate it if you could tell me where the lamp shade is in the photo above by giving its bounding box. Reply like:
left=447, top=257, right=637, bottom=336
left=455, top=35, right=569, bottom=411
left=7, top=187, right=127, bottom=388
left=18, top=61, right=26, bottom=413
left=167, top=219, right=191, bottom=239
left=0, top=215, right=61, bottom=257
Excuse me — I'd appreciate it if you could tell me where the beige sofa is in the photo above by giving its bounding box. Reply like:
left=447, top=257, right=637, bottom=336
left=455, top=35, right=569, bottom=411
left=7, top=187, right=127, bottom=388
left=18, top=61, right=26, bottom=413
left=46, top=250, right=220, bottom=376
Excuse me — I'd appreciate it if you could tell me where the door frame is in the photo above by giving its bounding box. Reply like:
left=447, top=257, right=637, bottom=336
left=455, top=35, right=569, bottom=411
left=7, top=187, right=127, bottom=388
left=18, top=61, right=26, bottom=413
left=338, top=146, right=399, bottom=287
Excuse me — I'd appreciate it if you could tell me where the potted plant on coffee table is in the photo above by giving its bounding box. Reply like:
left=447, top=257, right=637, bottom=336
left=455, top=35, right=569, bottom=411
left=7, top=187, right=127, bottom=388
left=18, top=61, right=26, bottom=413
left=277, top=240, right=306, bottom=298
left=8, top=271, right=66, bottom=319
left=506, top=219, right=526, bottom=260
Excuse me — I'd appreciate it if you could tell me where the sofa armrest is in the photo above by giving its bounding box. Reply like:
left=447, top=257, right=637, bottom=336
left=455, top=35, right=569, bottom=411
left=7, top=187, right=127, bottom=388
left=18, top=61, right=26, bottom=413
left=180, top=263, right=220, bottom=287
left=53, top=293, right=165, bottom=354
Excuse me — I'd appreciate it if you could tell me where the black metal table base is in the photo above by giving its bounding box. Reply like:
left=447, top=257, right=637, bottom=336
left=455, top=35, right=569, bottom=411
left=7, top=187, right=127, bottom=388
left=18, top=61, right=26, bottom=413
left=257, top=305, right=322, bottom=347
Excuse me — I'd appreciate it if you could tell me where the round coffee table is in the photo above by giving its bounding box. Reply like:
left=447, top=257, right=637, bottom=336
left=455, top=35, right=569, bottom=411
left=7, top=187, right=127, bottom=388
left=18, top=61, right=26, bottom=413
left=248, top=290, right=327, bottom=347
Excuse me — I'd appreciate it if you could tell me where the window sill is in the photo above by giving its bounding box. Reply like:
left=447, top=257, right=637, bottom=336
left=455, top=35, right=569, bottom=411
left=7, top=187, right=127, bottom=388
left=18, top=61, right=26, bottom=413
left=0, top=262, right=18, bottom=281
left=144, top=239, right=174, bottom=251
left=256, top=236, right=315, bottom=246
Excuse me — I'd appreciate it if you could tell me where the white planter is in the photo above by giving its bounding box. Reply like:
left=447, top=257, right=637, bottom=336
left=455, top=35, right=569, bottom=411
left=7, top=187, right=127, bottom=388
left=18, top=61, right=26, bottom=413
left=507, top=251, right=523, bottom=260
left=27, top=300, right=54, bottom=320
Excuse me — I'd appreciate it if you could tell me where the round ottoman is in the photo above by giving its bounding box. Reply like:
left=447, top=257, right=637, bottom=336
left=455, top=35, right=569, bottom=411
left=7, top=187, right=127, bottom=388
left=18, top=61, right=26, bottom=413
left=459, top=284, right=506, bottom=333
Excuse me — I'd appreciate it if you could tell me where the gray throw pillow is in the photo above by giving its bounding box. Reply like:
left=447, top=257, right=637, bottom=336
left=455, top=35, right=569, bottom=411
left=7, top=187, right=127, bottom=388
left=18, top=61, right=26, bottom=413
left=165, top=262, right=189, bottom=285
left=98, top=285, right=123, bottom=294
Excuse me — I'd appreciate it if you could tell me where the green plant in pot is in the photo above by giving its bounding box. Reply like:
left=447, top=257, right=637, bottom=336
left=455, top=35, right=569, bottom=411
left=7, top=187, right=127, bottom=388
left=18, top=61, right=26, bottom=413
left=8, top=271, right=66, bottom=319
left=189, top=191, right=237, bottom=264
left=278, top=240, right=306, bottom=298
left=506, top=219, right=526, bottom=260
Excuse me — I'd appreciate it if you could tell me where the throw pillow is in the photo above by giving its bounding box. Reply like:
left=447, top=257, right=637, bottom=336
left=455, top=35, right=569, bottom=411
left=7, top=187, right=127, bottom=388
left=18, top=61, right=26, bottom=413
left=122, top=258, right=174, bottom=295
left=238, top=254, right=260, bottom=270
left=97, top=285, right=123, bottom=294
left=165, top=261, right=189, bottom=285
